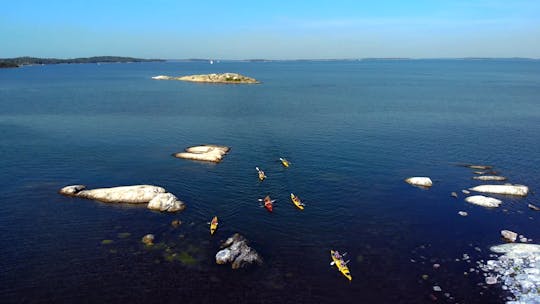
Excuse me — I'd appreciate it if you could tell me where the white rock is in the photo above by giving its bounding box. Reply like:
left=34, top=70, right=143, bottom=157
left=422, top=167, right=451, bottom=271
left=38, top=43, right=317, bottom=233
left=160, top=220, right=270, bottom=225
left=75, top=185, right=166, bottom=203
left=469, top=184, right=529, bottom=197
left=501, top=230, right=518, bottom=242
left=147, top=193, right=185, bottom=212
left=485, top=276, right=498, bottom=285
left=472, top=175, right=507, bottom=181
left=490, top=244, right=540, bottom=256
left=465, top=195, right=502, bottom=208
left=59, top=185, right=86, bottom=196
left=405, top=177, right=433, bottom=187
left=173, top=145, right=230, bottom=163
left=433, top=286, right=442, bottom=292
left=458, top=211, right=468, bottom=216
left=462, top=190, right=471, bottom=194
left=151, top=75, right=171, bottom=80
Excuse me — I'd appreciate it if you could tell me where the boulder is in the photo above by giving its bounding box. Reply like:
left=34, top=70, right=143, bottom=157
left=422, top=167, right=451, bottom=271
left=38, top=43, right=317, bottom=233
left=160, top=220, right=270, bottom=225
left=472, top=175, right=507, bottom=181
left=142, top=234, right=155, bottom=246
left=405, top=177, right=433, bottom=187
left=59, top=184, right=185, bottom=213
left=173, top=145, right=230, bottom=163
left=501, top=230, right=518, bottom=242
left=465, top=195, right=502, bottom=208
left=215, top=233, right=262, bottom=269
left=469, top=184, right=529, bottom=197
left=147, top=193, right=185, bottom=212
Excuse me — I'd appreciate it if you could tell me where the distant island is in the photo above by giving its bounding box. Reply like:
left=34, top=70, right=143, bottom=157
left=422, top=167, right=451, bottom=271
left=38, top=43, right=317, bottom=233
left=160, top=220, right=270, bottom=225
left=0, top=56, right=165, bottom=68
left=152, top=73, right=260, bottom=84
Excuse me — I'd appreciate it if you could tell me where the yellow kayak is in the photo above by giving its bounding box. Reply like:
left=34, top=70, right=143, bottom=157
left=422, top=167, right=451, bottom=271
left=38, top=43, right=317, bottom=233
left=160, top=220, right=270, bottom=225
left=256, top=167, right=266, bottom=181
left=210, top=216, right=218, bottom=235
left=330, top=250, right=352, bottom=281
left=290, top=193, right=304, bottom=210
left=280, top=157, right=290, bottom=167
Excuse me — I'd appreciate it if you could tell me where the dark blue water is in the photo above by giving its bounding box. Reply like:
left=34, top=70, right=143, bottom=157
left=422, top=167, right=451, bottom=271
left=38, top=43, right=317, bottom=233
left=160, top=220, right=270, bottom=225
left=1, top=60, right=539, bottom=303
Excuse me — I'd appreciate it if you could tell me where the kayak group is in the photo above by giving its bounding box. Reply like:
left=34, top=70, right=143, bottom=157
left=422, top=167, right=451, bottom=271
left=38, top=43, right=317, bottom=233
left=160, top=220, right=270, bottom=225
left=209, top=157, right=351, bottom=281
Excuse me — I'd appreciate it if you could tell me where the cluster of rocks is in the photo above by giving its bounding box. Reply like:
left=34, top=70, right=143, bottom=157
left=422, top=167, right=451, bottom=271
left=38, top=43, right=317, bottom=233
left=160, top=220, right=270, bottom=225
left=152, top=73, right=259, bottom=84
left=173, top=145, right=230, bottom=163
left=59, top=184, right=185, bottom=212
left=215, top=233, right=262, bottom=269
left=479, top=244, right=540, bottom=303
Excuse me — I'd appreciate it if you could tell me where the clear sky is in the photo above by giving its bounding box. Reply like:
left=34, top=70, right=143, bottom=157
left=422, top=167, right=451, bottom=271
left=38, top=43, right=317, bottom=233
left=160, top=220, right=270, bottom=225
left=1, top=0, right=539, bottom=59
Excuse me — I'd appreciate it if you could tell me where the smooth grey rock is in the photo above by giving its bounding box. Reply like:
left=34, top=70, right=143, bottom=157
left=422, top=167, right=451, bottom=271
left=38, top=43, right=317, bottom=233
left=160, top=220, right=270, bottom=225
left=528, top=204, right=540, bottom=211
left=469, top=184, right=529, bottom=197
left=465, top=195, right=502, bottom=208
left=463, top=164, right=493, bottom=170
left=147, top=193, right=185, bottom=212
left=215, top=233, right=262, bottom=269
left=404, top=177, right=433, bottom=187
left=451, top=192, right=458, bottom=198
left=59, top=184, right=185, bottom=213
left=501, top=230, right=518, bottom=242
left=59, top=185, right=86, bottom=196
left=458, top=211, right=468, bottom=216
left=76, top=185, right=166, bottom=203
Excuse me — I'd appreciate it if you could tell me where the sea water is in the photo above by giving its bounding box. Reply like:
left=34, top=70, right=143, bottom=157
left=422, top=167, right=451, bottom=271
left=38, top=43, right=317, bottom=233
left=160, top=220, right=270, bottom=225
left=1, top=59, right=539, bottom=303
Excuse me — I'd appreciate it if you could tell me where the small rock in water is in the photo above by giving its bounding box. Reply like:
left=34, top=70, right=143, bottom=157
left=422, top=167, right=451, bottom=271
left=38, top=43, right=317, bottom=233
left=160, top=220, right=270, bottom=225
left=458, top=211, right=468, bottom=216
left=171, top=219, right=182, bottom=228
left=451, top=192, right=458, bottom=198
left=520, top=237, right=528, bottom=243
left=462, top=190, right=471, bottom=194
left=433, top=263, right=440, bottom=269
left=433, top=286, right=442, bottom=292
left=485, top=276, right=497, bottom=285
left=501, top=230, right=518, bottom=242
left=405, top=177, right=433, bottom=187
left=528, top=204, right=540, bottom=211
left=422, top=274, right=429, bottom=280
left=142, top=234, right=155, bottom=246
left=472, top=175, right=507, bottom=181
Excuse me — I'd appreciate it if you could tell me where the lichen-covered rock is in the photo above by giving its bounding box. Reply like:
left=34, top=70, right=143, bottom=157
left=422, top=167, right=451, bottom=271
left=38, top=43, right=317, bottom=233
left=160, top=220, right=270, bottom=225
left=465, top=195, right=502, bottom=208
left=215, top=233, right=262, bottom=269
left=173, top=145, right=230, bottom=163
left=469, top=184, right=529, bottom=197
left=147, top=193, right=185, bottom=212
left=405, top=177, right=433, bottom=187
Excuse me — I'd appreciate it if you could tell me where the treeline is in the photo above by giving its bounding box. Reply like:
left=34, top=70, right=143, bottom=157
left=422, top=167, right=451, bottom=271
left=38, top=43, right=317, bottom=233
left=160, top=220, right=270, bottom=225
left=0, top=56, right=165, bottom=68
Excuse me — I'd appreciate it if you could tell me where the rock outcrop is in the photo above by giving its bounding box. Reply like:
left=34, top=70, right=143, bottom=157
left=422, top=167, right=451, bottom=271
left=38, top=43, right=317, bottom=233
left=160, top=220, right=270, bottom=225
left=405, top=177, right=433, bottom=187
left=469, top=184, right=529, bottom=197
left=215, top=233, right=262, bottom=269
left=465, top=195, right=502, bottom=208
left=173, top=145, right=230, bottom=163
left=59, top=185, right=185, bottom=212
left=501, top=230, right=518, bottom=242
left=152, top=73, right=259, bottom=84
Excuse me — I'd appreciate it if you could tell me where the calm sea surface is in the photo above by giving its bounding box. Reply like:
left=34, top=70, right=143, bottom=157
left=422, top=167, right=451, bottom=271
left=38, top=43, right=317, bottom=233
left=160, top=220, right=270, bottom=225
left=1, top=60, right=539, bottom=303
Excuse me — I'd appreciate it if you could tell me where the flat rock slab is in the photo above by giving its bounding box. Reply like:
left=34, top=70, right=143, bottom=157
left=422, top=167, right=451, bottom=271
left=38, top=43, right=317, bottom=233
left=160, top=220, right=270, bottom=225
left=472, top=175, right=507, bottom=181
left=173, top=145, right=230, bottom=163
left=59, top=184, right=185, bottom=212
left=469, top=184, right=529, bottom=196
left=405, top=177, right=433, bottom=187
left=465, top=195, right=502, bottom=208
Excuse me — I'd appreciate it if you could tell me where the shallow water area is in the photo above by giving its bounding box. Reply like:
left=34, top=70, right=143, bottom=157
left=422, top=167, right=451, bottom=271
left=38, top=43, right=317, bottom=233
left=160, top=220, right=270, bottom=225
left=1, top=60, right=539, bottom=303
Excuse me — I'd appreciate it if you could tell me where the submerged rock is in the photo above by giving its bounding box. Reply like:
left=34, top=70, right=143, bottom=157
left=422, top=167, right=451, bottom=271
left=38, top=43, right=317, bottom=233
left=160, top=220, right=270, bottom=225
left=481, top=243, right=540, bottom=303
left=469, top=184, right=529, bottom=197
left=465, top=195, right=502, bottom=208
left=462, top=164, right=493, bottom=170
left=472, top=175, right=507, bottom=181
left=215, top=233, right=262, bottom=269
left=173, top=145, right=230, bottom=163
left=142, top=234, right=155, bottom=246
left=501, top=230, right=518, bottom=242
left=59, top=184, right=185, bottom=212
left=458, top=211, right=468, bottom=216
left=404, top=177, right=433, bottom=187
left=528, top=204, right=540, bottom=211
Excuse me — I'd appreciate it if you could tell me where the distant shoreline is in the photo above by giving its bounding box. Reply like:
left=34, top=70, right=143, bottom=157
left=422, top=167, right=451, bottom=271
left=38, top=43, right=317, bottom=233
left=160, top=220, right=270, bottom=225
left=0, top=56, right=165, bottom=68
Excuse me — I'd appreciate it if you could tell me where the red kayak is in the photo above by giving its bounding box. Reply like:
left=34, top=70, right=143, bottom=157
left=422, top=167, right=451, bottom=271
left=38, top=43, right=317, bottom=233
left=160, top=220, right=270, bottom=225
left=263, top=195, right=273, bottom=212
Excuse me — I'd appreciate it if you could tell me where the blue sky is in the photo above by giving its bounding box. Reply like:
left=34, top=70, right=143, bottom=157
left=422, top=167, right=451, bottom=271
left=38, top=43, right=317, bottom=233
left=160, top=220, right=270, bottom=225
left=1, top=0, right=539, bottom=59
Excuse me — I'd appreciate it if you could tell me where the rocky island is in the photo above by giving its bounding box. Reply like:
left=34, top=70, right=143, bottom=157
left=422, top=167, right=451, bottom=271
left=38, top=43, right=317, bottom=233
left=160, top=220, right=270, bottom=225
left=152, top=73, right=259, bottom=84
